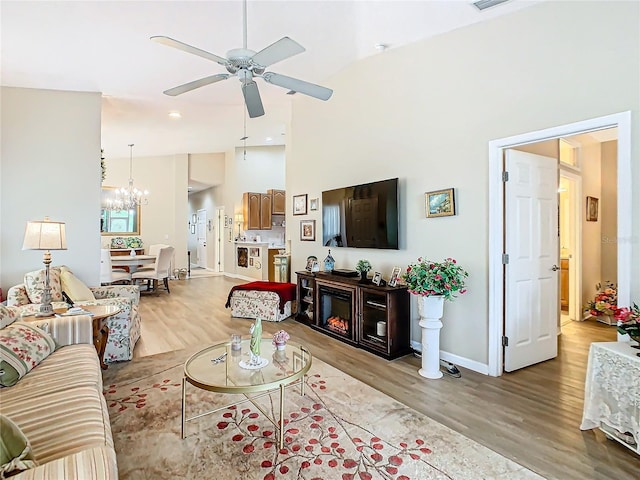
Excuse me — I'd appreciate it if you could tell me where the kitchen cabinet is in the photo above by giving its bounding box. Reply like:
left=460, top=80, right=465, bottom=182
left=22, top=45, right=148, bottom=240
left=243, top=192, right=272, bottom=230
left=268, top=189, right=286, bottom=215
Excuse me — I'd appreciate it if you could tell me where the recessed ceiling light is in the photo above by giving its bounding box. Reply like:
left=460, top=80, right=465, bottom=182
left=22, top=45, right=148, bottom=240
left=168, top=111, right=181, bottom=118
left=266, top=137, right=273, bottom=142
left=374, top=44, right=388, bottom=52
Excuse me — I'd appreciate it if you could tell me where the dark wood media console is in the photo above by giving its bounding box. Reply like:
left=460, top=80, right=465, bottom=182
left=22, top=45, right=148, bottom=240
left=295, top=271, right=410, bottom=360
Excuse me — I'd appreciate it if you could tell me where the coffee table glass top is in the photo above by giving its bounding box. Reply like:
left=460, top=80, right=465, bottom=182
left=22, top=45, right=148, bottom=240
left=184, top=338, right=312, bottom=394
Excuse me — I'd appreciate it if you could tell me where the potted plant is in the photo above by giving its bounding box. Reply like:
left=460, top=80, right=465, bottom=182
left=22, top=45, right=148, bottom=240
left=585, top=282, right=617, bottom=325
left=355, top=259, right=372, bottom=283
left=402, top=257, right=468, bottom=379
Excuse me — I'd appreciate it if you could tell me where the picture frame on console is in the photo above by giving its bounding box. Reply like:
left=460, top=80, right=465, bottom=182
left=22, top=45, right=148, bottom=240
left=300, top=220, right=316, bottom=241
left=425, top=188, right=456, bottom=218
left=372, top=272, right=383, bottom=286
left=293, top=194, right=308, bottom=215
left=388, top=266, right=401, bottom=287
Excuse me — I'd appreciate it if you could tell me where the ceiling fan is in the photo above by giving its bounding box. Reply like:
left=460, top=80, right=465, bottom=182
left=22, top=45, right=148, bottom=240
left=151, top=0, right=333, bottom=118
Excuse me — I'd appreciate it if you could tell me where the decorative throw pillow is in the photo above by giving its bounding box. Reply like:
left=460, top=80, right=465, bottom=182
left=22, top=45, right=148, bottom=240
left=0, top=415, right=37, bottom=476
left=0, top=322, right=56, bottom=387
left=0, top=305, right=20, bottom=330
left=23, top=267, right=63, bottom=304
left=125, top=237, right=143, bottom=248
left=110, top=237, right=126, bottom=249
left=60, top=269, right=95, bottom=302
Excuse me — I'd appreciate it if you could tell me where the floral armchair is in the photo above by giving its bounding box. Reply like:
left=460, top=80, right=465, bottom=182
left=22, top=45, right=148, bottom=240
left=6, top=266, right=141, bottom=364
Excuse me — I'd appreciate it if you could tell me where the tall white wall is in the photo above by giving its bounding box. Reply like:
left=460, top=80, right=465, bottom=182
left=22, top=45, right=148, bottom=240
left=600, top=141, right=618, bottom=284
left=287, top=1, right=640, bottom=368
left=581, top=144, right=603, bottom=306
left=1, top=87, right=102, bottom=291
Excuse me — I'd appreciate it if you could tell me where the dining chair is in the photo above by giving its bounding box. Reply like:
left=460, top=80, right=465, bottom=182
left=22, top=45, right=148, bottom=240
left=134, top=244, right=169, bottom=274
left=131, top=246, right=175, bottom=294
left=100, top=249, right=132, bottom=285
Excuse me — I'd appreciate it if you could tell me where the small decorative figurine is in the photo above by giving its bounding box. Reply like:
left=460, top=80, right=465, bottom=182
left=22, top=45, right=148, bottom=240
left=323, top=249, right=335, bottom=272
left=240, top=318, right=268, bottom=369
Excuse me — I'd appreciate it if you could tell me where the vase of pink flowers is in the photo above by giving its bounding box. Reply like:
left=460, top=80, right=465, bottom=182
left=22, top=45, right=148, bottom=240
left=272, top=330, right=290, bottom=350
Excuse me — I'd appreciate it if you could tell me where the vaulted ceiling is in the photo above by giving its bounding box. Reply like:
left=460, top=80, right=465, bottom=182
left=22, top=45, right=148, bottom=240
left=1, top=0, right=543, bottom=158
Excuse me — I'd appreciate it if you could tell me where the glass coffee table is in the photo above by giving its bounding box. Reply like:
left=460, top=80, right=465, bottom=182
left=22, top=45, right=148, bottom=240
left=182, top=338, right=312, bottom=448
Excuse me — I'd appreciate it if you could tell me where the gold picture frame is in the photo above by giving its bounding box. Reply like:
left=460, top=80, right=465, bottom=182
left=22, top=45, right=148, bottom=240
left=586, top=196, right=599, bottom=222
left=425, top=188, right=456, bottom=218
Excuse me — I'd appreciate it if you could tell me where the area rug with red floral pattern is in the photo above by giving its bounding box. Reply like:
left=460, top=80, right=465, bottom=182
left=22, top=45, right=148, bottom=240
left=102, top=347, right=542, bottom=480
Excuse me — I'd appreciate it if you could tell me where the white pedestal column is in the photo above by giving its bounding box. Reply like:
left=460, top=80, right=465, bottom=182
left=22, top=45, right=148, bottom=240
left=417, top=295, right=445, bottom=379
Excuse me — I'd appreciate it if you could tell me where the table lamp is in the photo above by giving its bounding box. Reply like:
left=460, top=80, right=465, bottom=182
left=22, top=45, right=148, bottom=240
left=235, top=214, right=244, bottom=240
left=22, top=217, right=67, bottom=317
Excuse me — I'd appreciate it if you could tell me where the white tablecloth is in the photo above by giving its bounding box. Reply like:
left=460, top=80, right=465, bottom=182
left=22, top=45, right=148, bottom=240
left=580, top=341, right=640, bottom=449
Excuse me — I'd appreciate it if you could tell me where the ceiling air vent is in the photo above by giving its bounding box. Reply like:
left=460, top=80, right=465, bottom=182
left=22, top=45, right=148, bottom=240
left=472, top=0, right=511, bottom=11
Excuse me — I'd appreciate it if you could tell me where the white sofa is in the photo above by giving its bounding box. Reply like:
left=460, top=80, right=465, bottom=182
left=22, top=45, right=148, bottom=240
left=0, top=305, right=118, bottom=479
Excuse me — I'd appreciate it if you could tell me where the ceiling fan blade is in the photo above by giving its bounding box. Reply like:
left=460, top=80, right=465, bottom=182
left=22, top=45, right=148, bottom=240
left=242, top=81, right=265, bottom=118
left=251, top=37, right=305, bottom=68
left=163, top=74, right=230, bottom=96
left=262, top=72, right=333, bottom=101
left=151, top=36, right=229, bottom=67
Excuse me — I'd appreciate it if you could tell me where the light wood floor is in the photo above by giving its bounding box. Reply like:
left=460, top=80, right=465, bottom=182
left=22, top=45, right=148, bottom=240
left=131, top=276, right=639, bottom=480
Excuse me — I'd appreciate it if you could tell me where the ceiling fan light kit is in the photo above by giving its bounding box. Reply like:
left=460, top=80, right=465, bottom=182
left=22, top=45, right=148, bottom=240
left=151, top=1, right=332, bottom=118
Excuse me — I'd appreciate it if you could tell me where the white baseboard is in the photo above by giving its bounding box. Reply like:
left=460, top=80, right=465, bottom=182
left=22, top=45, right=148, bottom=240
left=410, top=340, right=490, bottom=375
left=224, top=273, right=255, bottom=282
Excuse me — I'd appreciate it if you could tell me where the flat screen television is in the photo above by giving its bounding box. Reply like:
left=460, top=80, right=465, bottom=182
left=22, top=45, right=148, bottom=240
left=322, top=178, right=399, bottom=249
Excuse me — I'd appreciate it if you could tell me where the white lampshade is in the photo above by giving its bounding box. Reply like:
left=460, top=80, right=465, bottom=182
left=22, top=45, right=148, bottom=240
left=22, top=218, right=67, bottom=251
left=235, top=213, right=244, bottom=223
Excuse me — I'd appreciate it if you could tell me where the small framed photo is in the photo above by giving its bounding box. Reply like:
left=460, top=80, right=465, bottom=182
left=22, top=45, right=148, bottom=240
left=300, top=219, right=316, bottom=241
left=309, top=198, right=319, bottom=211
left=388, top=266, right=401, bottom=287
left=293, top=194, right=308, bottom=215
left=426, top=188, right=456, bottom=218
left=305, top=255, right=318, bottom=271
left=249, top=258, right=254, bottom=266
left=372, top=271, right=383, bottom=286
left=586, top=196, right=599, bottom=222
left=249, top=247, right=260, bottom=257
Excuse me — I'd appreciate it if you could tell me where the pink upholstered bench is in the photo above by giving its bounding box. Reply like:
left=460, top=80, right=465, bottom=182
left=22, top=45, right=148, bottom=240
left=225, top=282, right=296, bottom=322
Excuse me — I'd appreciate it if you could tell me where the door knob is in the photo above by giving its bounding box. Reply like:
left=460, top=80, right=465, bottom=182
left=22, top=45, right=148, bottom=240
left=551, top=265, right=560, bottom=271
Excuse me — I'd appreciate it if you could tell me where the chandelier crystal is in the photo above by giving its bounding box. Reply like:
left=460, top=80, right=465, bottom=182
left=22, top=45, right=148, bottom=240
left=105, top=144, right=149, bottom=211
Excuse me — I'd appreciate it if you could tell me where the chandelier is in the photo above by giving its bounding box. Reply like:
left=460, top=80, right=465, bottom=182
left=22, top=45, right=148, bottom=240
left=105, top=144, right=149, bottom=211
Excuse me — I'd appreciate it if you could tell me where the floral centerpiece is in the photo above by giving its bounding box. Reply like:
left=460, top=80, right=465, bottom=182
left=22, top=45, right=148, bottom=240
left=614, top=303, right=640, bottom=344
left=272, top=330, right=290, bottom=347
left=584, top=282, right=617, bottom=317
left=402, top=257, right=468, bottom=301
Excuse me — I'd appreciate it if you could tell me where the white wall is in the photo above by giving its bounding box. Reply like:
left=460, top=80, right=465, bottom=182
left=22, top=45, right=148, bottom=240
left=188, top=185, right=225, bottom=269
left=1, top=87, right=102, bottom=291
left=103, top=152, right=188, bottom=271
left=601, top=141, right=618, bottom=284
left=287, top=1, right=640, bottom=368
left=581, top=144, right=603, bottom=306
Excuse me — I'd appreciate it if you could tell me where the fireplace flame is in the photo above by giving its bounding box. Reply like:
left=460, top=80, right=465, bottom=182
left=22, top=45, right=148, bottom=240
left=327, top=316, right=349, bottom=335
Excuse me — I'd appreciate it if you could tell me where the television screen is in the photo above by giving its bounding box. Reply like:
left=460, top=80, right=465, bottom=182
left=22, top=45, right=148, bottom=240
left=322, top=178, right=399, bottom=249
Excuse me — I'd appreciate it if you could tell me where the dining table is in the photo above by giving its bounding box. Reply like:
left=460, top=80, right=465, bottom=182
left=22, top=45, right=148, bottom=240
left=110, top=254, right=156, bottom=273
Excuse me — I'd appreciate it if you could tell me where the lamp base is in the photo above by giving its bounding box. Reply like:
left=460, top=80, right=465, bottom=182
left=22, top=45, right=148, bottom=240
left=35, top=312, right=55, bottom=318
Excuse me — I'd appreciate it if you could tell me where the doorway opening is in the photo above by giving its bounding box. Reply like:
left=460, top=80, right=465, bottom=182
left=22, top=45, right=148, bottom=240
left=488, top=112, right=631, bottom=376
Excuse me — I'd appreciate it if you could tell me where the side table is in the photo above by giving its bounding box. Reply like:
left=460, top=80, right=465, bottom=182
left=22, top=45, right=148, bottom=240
left=21, top=305, right=120, bottom=370
left=580, top=341, right=640, bottom=455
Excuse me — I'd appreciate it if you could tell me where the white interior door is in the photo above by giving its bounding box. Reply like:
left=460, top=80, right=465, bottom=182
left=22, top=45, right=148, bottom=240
left=504, top=150, right=559, bottom=372
left=197, top=209, right=207, bottom=268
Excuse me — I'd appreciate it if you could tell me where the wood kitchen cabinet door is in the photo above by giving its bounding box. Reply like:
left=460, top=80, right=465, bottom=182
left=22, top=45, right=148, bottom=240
left=269, top=189, right=286, bottom=215
left=260, top=194, right=272, bottom=229
left=243, top=192, right=261, bottom=230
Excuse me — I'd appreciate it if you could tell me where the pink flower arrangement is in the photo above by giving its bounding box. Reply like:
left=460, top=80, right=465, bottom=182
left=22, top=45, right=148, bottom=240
left=584, top=282, right=617, bottom=316
left=614, top=303, right=640, bottom=340
left=272, top=330, right=290, bottom=346
left=401, top=257, right=468, bottom=301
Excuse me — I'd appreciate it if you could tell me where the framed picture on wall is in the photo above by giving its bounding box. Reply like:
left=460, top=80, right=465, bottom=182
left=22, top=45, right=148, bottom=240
left=293, top=194, right=308, bottom=215
left=426, top=188, right=456, bottom=218
left=309, top=198, right=319, bottom=211
left=300, top=219, right=316, bottom=241
left=586, top=196, right=599, bottom=221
